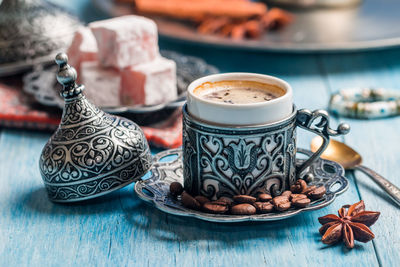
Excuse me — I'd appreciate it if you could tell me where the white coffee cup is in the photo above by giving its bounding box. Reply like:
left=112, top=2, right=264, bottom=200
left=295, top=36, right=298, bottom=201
left=187, top=73, right=293, bottom=125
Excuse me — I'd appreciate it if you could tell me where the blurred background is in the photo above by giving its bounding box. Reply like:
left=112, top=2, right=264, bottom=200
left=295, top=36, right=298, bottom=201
left=2, top=0, right=400, bottom=149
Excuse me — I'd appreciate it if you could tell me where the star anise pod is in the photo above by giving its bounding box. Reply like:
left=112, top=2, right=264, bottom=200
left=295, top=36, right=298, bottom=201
left=318, top=200, right=380, bottom=249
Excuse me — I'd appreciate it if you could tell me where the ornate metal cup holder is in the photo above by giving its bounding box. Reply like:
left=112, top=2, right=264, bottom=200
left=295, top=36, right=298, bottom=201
left=134, top=148, right=349, bottom=223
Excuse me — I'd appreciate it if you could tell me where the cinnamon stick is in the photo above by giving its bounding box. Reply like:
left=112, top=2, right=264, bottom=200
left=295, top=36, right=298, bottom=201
left=135, top=0, right=267, bottom=20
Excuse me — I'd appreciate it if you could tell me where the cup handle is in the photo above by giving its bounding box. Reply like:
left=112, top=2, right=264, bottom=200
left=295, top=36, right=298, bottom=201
left=295, top=109, right=350, bottom=177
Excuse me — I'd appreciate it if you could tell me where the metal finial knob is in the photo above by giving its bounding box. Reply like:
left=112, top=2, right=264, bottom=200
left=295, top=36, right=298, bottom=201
left=55, top=52, right=84, bottom=98
left=55, top=53, right=76, bottom=85
left=55, top=52, right=69, bottom=65
left=338, top=123, right=351, bottom=135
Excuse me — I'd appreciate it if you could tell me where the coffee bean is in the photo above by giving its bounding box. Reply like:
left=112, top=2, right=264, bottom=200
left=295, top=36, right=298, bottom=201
left=275, top=201, right=291, bottom=211
left=211, top=201, right=229, bottom=206
left=230, top=204, right=257, bottom=215
left=301, top=185, right=317, bottom=195
left=181, top=191, right=201, bottom=210
left=272, top=196, right=291, bottom=211
left=292, top=197, right=311, bottom=208
left=194, top=195, right=210, bottom=206
left=203, top=202, right=229, bottom=214
left=169, top=182, right=183, bottom=197
left=233, top=195, right=256, bottom=204
left=217, top=197, right=234, bottom=206
left=281, top=190, right=292, bottom=198
left=253, top=202, right=274, bottom=213
left=272, top=196, right=289, bottom=205
left=308, top=186, right=326, bottom=199
left=290, top=179, right=307, bottom=193
left=257, top=193, right=272, bottom=202
left=290, top=194, right=307, bottom=201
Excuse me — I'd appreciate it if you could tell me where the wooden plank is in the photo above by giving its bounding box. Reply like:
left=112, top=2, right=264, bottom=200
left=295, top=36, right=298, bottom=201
left=320, top=49, right=400, bottom=267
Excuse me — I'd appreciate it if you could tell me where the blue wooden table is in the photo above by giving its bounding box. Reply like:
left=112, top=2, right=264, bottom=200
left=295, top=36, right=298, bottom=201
left=1, top=1, right=399, bottom=266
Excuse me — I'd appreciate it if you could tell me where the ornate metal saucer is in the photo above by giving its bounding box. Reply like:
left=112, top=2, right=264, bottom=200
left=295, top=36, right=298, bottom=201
left=134, top=148, right=349, bottom=223
left=39, top=53, right=152, bottom=202
left=23, top=50, right=219, bottom=114
left=0, top=0, right=81, bottom=76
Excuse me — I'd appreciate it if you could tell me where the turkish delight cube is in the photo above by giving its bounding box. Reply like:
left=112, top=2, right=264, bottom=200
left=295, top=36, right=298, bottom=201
left=89, top=15, right=159, bottom=69
left=67, top=27, right=98, bottom=75
left=120, top=57, right=177, bottom=106
left=80, top=62, right=121, bottom=107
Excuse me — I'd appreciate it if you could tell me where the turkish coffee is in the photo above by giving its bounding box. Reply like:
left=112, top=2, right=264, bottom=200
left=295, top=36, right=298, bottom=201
left=194, top=80, right=285, bottom=104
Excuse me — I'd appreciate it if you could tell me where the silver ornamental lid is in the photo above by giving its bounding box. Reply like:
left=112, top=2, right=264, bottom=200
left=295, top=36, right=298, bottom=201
left=0, top=0, right=81, bottom=76
left=38, top=53, right=152, bottom=202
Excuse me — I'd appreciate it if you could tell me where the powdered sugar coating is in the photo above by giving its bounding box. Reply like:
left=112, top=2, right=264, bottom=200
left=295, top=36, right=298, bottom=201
left=67, top=27, right=98, bottom=76
left=80, top=62, right=121, bottom=107
left=89, top=15, right=159, bottom=69
left=120, top=57, right=177, bottom=106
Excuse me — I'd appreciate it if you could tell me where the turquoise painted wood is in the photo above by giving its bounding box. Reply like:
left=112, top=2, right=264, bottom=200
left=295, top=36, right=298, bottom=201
left=0, top=1, right=399, bottom=266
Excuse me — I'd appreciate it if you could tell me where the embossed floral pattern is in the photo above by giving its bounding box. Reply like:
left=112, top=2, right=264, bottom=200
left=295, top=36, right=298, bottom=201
left=183, top=109, right=296, bottom=200
left=39, top=95, right=152, bottom=202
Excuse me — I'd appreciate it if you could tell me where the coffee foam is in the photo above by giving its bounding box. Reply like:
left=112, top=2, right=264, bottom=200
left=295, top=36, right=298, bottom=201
left=193, top=80, right=286, bottom=98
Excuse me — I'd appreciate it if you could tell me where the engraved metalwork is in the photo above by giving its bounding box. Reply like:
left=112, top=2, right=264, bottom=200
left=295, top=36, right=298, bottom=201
left=296, top=109, right=350, bottom=176
left=182, top=105, right=349, bottom=200
left=134, top=148, right=349, bottom=223
left=38, top=53, right=152, bottom=202
left=355, top=165, right=400, bottom=207
left=0, top=0, right=81, bottom=76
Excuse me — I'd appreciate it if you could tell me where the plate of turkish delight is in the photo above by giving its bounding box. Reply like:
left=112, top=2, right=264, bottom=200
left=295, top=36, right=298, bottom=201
left=23, top=15, right=219, bottom=115
left=94, top=0, right=400, bottom=52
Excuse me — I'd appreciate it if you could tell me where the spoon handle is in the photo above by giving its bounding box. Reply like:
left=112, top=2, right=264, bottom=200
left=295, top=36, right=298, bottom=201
left=356, top=165, right=400, bottom=207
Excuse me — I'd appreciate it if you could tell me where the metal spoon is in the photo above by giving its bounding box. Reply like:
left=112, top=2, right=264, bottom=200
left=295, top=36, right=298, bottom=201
left=311, top=137, right=400, bottom=206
